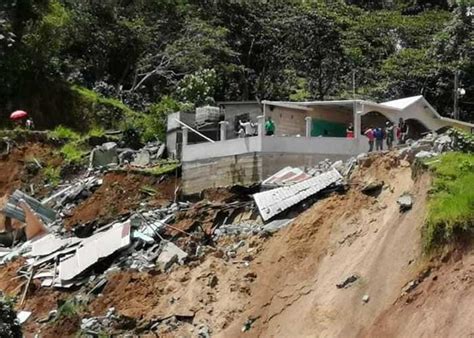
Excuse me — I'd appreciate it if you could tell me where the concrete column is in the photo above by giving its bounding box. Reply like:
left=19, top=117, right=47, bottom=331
left=219, top=121, right=228, bottom=141
left=257, top=115, right=265, bottom=136
left=354, top=111, right=362, bottom=139
left=182, top=127, right=188, bottom=146
left=305, top=116, right=312, bottom=137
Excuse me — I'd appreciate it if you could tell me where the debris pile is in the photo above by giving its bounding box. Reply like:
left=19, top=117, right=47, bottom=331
left=90, top=140, right=166, bottom=168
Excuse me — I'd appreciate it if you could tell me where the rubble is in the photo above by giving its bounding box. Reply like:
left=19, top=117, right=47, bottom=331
left=157, top=241, right=188, bottom=270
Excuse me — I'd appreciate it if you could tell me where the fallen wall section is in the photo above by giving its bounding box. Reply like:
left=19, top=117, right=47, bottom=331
left=253, top=168, right=343, bottom=221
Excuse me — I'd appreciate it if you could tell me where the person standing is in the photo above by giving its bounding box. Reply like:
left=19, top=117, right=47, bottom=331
left=398, top=118, right=409, bottom=144
left=385, top=121, right=394, bottom=150
left=374, top=127, right=384, bottom=151
left=346, top=122, right=354, bottom=138
left=239, top=119, right=255, bottom=137
left=364, top=126, right=375, bottom=152
left=265, top=117, right=275, bottom=136
left=25, top=117, right=34, bottom=130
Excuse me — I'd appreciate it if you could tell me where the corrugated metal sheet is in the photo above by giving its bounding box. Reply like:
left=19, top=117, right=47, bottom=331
left=262, top=166, right=312, bottom=187
left=254, top=168, right=343, bottom=221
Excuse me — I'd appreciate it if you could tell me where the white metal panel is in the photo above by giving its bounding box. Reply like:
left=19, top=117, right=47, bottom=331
left=254, top=168, right=342, bottom=221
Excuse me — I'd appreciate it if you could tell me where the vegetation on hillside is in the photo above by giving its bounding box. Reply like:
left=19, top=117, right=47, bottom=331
left=0, top=0, right=472, bottom=136
left=424, top=150, right=474, bottom=251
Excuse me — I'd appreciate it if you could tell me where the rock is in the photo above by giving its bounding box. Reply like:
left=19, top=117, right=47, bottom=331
left=336, top=274, right=359, bottom=289
left=361, top=180, right=384, bottom=195
left=90, top=142, right=118, bottom=168
left=415, top=150, right=436, bottom=159
left=397, top=193, right=413, bottom=211
left=157, top=242, right=188, bottom=270
left=208, top=275, right=218, bottom=288
left=132, top=149, right=151, bottom=166
left=362, top=294, right=370, bottom=303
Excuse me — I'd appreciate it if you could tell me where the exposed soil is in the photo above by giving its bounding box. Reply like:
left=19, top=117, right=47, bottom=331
left=65, top=172, right=178, bottom=229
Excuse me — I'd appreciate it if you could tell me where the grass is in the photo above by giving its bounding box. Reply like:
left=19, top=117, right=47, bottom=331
left=71, top=85, right=135, bottom=116
left=60, top=143, right=85, bottom=163
left=48, top=125, right=80, bottom=141
left=423, top=152, right=474, bottom=251
left=55, top=299, right=82, bottom=320
left=87, top=126, right=106, bottom=137
left=145, top=162, right=180, bottom=176
left=43, top=165, right=61, bottom=187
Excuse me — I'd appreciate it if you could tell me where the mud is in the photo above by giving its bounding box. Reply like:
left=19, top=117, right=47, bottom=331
left=65, top=172, right=178, bottom=229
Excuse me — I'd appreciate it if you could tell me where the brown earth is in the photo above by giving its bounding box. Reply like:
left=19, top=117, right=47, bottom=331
left=0, top=142, right=62, bottom=231
left=65, top=171, right=178, bottom=229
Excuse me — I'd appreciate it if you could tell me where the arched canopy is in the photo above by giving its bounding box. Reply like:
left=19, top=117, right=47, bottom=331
left=361, top=111, right=393, bottom=133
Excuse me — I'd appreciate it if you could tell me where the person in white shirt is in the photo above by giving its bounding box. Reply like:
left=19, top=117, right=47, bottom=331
left=239, top=119, right=255, bottom=137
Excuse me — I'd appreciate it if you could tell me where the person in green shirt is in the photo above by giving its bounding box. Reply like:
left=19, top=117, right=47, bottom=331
left=265, top=116, right=275, bottom=136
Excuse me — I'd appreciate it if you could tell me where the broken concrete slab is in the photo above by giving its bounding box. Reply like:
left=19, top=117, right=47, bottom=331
left=89, top=142, right=119, bottom=168
left=397, top=193, right=413, bottom=212
left=17, top=311, right=31, bottom=324
left=156, top=242, right=188, bottom=270
left=132, top=149, right=151, bottom=167
left=58, top=221, right=131, bottom=281
left=254, top=168, right=343, bottom=221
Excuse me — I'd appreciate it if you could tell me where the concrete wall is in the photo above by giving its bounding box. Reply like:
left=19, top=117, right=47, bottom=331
left=309, top=105, right=353, bottom=124
left=182, top=153, right=263, bottom=194
left=266, top=106, right=307, bottom=136
left=182, top=151, right=352, bottom=194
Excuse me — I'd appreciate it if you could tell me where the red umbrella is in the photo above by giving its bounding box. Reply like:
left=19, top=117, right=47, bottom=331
left=10, top=110, right=28, bottom=121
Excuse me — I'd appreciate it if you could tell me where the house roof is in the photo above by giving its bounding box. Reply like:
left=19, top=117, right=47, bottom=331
left=381, top=95, right=423, bottom=109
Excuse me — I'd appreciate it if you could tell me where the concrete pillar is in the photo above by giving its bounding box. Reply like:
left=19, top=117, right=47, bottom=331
left=354, top=111, right=362, bottom=139
left=219, top=121, right=228, bottom=141
left=182, top=127, right=188, bottom=146
left=305, top=116, right=312, bottom=137
left=257, top=115, right=265, bottom=136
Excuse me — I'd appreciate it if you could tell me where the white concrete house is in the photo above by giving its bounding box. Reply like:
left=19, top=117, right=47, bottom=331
left=178, top=96, right=474, bottom=194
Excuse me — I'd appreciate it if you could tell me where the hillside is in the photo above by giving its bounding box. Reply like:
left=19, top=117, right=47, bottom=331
left=0, top=134, right=472, bottom=336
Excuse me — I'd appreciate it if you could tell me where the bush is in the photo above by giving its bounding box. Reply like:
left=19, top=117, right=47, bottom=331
left=0, top=296, right=22, bottom=338
left=423, top=152, right=474, bottom=251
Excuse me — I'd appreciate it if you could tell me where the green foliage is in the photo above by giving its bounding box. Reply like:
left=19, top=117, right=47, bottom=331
left=133, top=96, right=189, bottom=142
left=49, top=125, right=80, bottom=141
left=43, top=165, right=61, bottom=187
left=87, top=126, right=106, bottom=138
left=447, top=128, right=474, bottom=152
left=60, top=143, right=84, bottom=164
left=0, top=0, right=473, bottom=128
left=423, top=152, right=474, bottom=251
left=0, top=296, right=22, bottom=338
left=176, top=69, right=217, bottom=106
left=56, top=299, right=81, bottom=320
